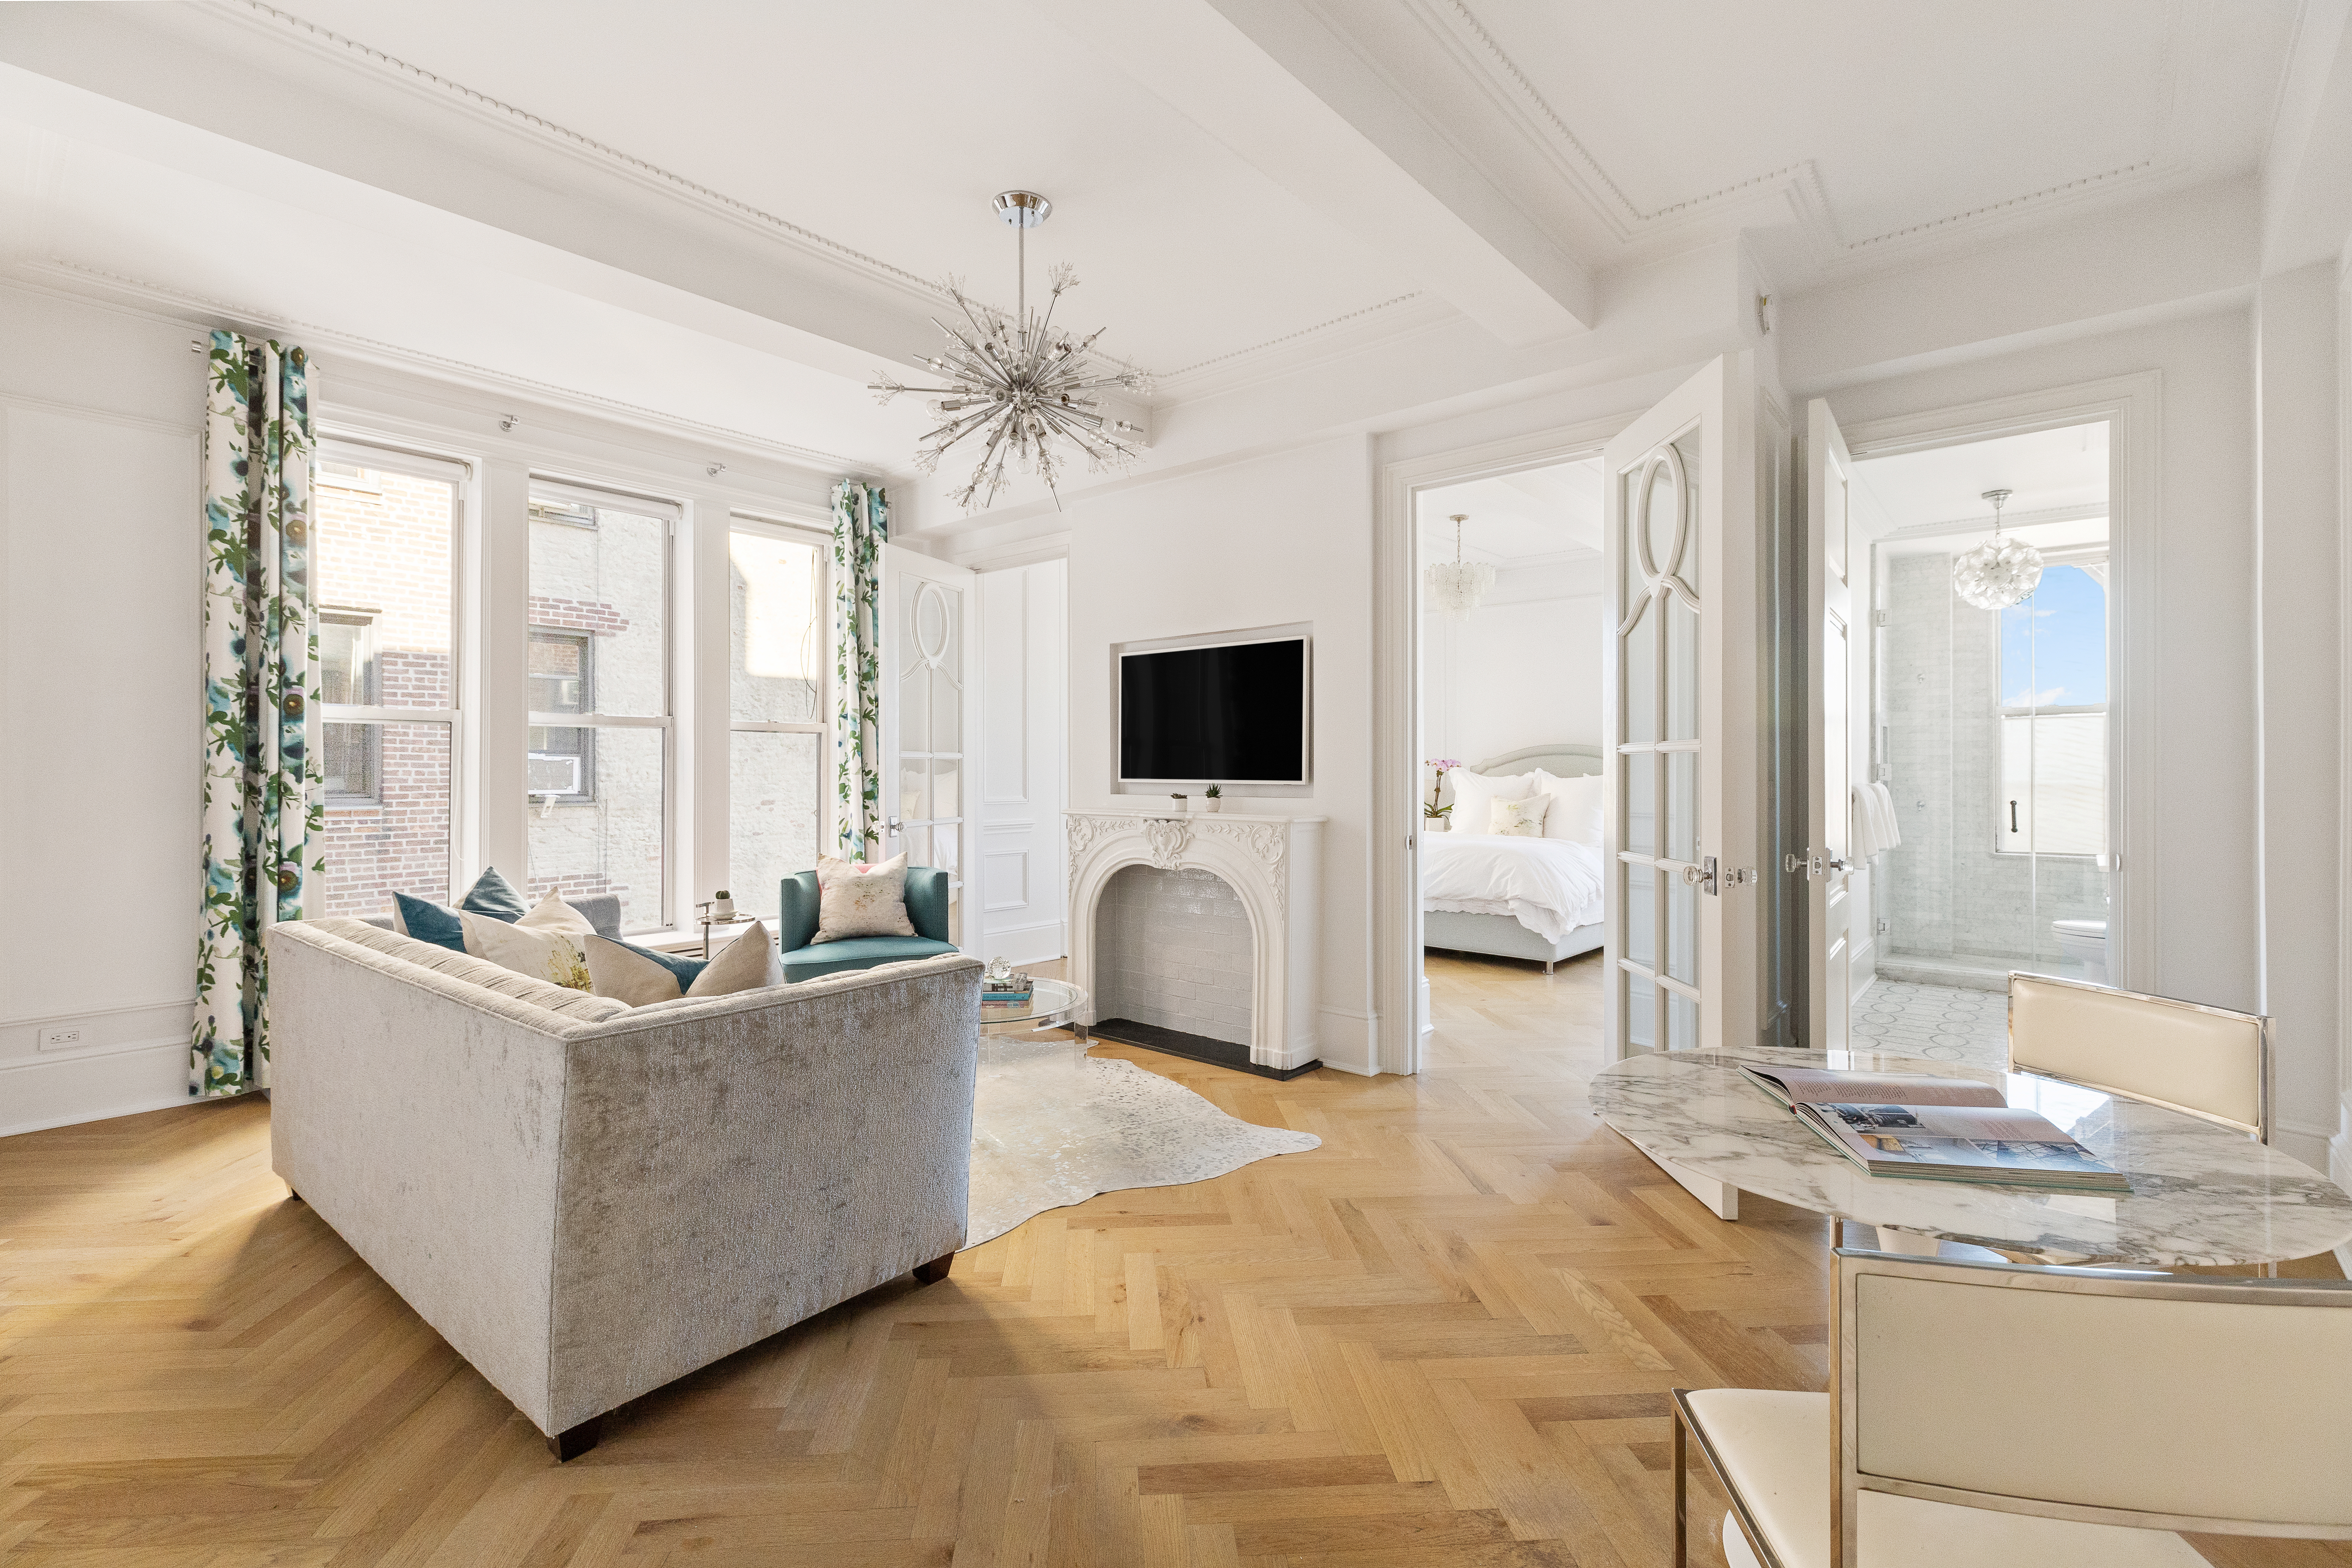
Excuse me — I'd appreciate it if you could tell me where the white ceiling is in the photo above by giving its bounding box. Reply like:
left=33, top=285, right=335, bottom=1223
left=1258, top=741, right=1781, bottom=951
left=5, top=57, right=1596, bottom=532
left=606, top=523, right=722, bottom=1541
left=1416, top=460, right=1602, bottom=566
left=1854, top=421, right=2109, bottom=535
left=0, top=0, right=2313, bottom=522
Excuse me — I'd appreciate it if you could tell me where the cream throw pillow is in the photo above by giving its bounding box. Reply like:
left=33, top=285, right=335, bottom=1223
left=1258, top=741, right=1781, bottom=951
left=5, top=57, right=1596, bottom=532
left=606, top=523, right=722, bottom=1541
left=812, top=852, right=917, bottom=943
left=461, top=912, right=590, bottom=991
left=1489, top=794, right=1553, bottom=837
left=585, top=923, right=780, bottom=1006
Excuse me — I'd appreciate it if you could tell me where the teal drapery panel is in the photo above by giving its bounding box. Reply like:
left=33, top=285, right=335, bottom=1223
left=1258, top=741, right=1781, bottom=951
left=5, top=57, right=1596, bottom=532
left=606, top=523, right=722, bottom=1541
left=832, top=479, right=887, bottom=858
left=193, top=331, right=320, bottom=1098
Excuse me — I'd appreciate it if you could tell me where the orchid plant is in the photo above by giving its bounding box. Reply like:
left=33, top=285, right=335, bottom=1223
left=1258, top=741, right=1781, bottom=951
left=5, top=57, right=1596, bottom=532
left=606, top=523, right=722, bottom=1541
left=1423, top=758, right=1462, bottom=819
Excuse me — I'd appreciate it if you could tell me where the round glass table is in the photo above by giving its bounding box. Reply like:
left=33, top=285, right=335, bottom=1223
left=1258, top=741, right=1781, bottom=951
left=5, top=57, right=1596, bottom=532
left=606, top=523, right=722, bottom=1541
left=980, top=977, right=1089, bottom=1037
left=1590, top=1046, right=2352, bottom=1267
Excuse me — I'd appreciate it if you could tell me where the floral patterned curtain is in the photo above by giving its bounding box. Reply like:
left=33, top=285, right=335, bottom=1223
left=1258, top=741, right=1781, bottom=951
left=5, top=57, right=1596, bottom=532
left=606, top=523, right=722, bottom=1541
left=832, top=479, right=887, bottom=858
left=192, top=331, right=320, bottom=1098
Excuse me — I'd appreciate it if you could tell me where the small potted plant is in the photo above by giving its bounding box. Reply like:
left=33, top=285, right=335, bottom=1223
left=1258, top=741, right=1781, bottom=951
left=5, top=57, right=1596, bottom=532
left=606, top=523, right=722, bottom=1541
left=1201, top=784, right=1222, bottom=814
left=1167, top=792, right=1188, bottom=817
left=1424, top=759, right=1461, bottom=832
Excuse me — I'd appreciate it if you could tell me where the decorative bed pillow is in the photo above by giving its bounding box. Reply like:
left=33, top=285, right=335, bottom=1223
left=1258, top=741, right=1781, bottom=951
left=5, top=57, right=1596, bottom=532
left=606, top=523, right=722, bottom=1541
left=585, top=922, right=780, bottom=1005
left=1535, top=769, right=1605, bottom=846
left=811, top=853, right=917, bottom=943
left=1448, top=769, right=1533, bottom=836
left=1489, top=794, right=1553, bottom=837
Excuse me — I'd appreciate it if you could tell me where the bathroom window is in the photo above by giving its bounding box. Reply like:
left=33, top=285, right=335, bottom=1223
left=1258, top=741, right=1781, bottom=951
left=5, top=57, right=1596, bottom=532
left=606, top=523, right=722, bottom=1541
left=1996, top=561, right=2106, bottom=857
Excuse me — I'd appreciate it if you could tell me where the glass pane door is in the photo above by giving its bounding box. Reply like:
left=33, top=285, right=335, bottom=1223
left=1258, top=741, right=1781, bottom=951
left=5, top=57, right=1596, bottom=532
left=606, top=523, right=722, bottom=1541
left=1617, top=428, right=1706, bottom=1051
left=894, top=566, right=967, bottom=942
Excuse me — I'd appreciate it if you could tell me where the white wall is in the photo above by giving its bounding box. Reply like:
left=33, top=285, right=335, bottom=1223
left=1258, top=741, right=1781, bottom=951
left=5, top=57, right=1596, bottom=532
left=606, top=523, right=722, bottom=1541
left=1066, top=437, right=1378, bottom=1072
left=1, top=291, right=206, bottom=1133
left=976, top=558, right=1068, bottom=966
left=1418, top=557, right=1604, bottom=769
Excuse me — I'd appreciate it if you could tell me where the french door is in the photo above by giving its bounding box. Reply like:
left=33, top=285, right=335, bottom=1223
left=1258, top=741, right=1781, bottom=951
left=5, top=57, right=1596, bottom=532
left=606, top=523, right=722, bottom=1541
left=1603, top=355, right=1764, bottom=1057
left=880, top=545, right=980, bottom=943
left=1805, top=399, right=1857, bottom=1050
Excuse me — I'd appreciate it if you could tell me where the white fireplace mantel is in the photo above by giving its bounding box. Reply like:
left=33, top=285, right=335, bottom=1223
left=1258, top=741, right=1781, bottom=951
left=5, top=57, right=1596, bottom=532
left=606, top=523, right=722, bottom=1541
left=1066, top=810, right=1324, bottom=1071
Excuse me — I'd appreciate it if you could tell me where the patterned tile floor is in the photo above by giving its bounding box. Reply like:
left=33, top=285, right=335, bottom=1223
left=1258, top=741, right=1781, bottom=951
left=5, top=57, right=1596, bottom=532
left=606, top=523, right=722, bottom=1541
left=1848, top=979, right=2010, bottom=1069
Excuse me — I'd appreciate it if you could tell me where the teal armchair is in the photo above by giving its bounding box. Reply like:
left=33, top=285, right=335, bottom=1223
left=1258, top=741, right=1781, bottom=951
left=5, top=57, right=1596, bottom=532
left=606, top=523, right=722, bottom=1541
left=778, top=866, right=957, bottom=982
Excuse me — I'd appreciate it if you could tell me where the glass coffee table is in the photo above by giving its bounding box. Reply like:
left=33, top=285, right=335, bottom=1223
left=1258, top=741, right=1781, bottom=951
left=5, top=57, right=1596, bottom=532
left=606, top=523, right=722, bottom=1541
left=980, top=978, right=1089, bottom=1037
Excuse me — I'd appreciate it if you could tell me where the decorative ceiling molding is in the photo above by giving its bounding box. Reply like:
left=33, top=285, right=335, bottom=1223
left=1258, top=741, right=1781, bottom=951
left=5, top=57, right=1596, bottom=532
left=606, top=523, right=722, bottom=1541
left=1885, top=502, right=2108, bottom=538
left=21, top=258, right=881, bottom=473
left=1411, top=0, right=2189, bottom=270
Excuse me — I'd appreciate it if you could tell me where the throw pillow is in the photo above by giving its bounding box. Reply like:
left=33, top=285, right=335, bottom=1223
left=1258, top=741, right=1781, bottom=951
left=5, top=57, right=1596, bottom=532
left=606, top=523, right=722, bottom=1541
left=515, top=888, right=597, bottom=935
left=460, top=911, right=592, bottom=991
left=389, top=866, right=535, bottom=947
left=1490, top=794, right=1553, bottom=837
left=585, top=923, right=780, bottom=1006
left=585, top=934, right=710, bottom=1006
left=811, top=853, right=916, bottom=943
left=1448, top=769, right=1533, bottom=836
left=1534, top=769, right=1605, bottom=846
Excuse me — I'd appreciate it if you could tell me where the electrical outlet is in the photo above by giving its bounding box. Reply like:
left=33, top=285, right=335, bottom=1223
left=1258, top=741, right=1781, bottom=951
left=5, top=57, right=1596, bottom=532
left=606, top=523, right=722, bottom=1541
left=38, top=1025, right=82, bottom=1051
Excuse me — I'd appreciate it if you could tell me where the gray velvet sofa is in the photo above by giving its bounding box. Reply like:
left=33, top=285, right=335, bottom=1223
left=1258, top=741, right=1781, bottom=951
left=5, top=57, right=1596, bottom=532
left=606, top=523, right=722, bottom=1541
left=264, top=916, right=982, bottom=1458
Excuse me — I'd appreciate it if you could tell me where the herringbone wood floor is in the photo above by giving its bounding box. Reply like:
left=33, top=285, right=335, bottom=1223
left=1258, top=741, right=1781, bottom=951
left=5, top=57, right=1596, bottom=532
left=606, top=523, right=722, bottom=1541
left=3, top=951, right=2344, bottom=1566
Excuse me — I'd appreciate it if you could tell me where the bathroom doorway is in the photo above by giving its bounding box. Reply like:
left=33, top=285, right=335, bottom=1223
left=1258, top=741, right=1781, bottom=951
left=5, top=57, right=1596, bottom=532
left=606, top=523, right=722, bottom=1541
left=1854, top=420, right=2114, bottom=997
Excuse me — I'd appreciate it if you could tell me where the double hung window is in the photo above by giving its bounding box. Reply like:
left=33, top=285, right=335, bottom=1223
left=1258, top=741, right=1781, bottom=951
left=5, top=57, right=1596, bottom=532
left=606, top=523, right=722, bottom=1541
left=311, top=444, right=463, bottom=914
left=526, top=482, right=674, bottom=934
left=727, top=523, right=830, bottom=920
left=1996, top=559, right=2107, bottom=857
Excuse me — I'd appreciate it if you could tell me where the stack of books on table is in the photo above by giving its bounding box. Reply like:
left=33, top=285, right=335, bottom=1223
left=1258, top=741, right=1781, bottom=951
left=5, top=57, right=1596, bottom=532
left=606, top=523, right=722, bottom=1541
left=982, top=974, right=1034, bottom=1005
left=1737, top=1063, right=2130, bottom=1193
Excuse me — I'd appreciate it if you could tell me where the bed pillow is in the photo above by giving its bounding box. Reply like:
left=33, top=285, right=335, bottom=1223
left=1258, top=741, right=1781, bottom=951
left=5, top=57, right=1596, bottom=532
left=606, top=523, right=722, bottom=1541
left=812, top=852, right=918, bottom=942
left=1448, top=769, right=1534, bottom=836
left=1490, top=794, right=1552, bottom=837
left=1535, top=770, right=1606, bottom=846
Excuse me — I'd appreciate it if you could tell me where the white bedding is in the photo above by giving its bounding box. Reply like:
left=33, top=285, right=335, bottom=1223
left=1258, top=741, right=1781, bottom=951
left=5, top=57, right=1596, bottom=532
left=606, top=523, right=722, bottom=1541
left=1421, top=832, right=1605, bottom=944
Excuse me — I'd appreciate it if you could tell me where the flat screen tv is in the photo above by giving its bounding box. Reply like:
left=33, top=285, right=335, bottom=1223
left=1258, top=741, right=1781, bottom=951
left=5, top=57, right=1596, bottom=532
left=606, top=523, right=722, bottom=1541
left=1119, top=636, right=1309, bottom=785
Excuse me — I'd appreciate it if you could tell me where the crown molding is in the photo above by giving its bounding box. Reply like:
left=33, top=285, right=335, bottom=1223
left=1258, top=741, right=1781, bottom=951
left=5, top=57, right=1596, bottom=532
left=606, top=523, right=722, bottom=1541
left=14, top=258, right=882, bottom=475
left=1883, top=501, right=2108, bottom=540
left=1409, top=0, right=2196, bottom=276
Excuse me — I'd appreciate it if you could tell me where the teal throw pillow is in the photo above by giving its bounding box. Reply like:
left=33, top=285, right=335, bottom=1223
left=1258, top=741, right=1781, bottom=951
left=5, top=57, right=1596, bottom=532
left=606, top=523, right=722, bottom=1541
left=392, top=890, right=469, bottom=953
left=460, top=866, right=530, bottom=922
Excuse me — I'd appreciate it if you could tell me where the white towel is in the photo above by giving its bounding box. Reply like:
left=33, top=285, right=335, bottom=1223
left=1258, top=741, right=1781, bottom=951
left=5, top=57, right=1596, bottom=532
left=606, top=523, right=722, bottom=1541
left=1850, top=785, right=1883, bottom=861
left=1870, top=781, right=1903, bottom=853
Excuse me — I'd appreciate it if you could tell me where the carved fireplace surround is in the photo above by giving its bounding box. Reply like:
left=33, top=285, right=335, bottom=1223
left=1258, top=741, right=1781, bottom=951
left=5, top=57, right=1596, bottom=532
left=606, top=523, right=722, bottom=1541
left=1066, top=810, right=1324, bottom=1072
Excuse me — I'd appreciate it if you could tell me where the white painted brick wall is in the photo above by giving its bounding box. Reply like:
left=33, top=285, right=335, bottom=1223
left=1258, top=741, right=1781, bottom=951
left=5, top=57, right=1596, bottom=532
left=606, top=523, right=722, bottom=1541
left=1095, top=865, right=1254, bottom=1045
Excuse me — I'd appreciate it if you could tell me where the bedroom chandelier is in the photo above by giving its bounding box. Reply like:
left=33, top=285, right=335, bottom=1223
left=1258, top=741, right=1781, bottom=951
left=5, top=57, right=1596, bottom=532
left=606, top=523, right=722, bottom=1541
left=870, top=190, right=1151, bottom=511
left=1425, top=513, right=1494, bottom=617
left=1952, top=487, right=2042, bottom=610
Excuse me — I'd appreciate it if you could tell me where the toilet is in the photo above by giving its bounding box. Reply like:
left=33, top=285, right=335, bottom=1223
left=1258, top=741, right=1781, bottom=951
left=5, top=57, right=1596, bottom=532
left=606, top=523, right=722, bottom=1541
left=2052, top=919, right=2108, bottom=986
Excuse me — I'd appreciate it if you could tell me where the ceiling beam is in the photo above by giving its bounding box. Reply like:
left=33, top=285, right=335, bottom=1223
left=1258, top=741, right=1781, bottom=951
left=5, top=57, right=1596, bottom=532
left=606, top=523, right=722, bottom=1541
left=1019, top=0, right=1592, bottom=347
left=2261, top=0, right=2352, bottom=273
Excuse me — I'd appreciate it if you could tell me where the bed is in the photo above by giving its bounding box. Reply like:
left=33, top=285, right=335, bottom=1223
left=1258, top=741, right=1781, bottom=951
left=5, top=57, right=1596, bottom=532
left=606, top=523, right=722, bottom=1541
left=1422, top=742, right=1607, bottom=974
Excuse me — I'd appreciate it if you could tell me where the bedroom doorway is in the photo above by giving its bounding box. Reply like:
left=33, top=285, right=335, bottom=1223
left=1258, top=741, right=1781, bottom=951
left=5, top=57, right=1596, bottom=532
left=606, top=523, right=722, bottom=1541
left=1414, top=454, right=1610, bottom=1054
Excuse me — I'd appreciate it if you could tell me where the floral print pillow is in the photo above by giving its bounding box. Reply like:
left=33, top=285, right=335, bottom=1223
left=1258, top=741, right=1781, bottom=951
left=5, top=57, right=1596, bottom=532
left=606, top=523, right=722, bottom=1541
left=1489, top=795, right=1553, bottom=837
left=812, top=852, right=918, bottom=943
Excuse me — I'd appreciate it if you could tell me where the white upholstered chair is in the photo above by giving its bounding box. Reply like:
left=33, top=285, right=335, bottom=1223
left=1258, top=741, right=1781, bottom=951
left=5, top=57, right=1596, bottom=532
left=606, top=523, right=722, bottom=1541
left=1673, top=1249, right=2352, bottom=1568
left=2007, top=971, right=2271, bottom=1142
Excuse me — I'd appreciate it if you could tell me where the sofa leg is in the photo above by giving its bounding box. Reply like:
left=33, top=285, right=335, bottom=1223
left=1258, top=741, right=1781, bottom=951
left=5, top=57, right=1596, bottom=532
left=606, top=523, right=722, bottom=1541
left=912, top=1252, right=956, bottom=1284
left=547, top=1415, right=602, bottom=1461
left=287, top=1190, right=303, bottom=1203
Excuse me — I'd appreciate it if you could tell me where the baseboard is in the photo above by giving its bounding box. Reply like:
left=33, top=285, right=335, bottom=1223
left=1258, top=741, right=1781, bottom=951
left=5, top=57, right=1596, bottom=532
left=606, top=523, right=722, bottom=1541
left=0, top=1037, right=189, bottom=1137
left=1319, top=1006, right=1377, bottom=1076
left=2274, top=1122, right=2332, bottom=1174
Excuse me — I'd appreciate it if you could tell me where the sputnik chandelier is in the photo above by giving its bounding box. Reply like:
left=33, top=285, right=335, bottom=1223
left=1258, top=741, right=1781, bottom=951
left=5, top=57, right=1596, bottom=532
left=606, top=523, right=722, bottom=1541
left=871, top=190, right=1151, bottom=510
left=1952, top=487, right=2043, bottom=610
left=1424, top=512, right=1494, bottom=617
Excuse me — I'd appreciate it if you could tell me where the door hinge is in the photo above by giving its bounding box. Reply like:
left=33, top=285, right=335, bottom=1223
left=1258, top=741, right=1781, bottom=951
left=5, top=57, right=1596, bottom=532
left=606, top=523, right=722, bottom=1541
left=1874, top=609, right=1889, bottom=627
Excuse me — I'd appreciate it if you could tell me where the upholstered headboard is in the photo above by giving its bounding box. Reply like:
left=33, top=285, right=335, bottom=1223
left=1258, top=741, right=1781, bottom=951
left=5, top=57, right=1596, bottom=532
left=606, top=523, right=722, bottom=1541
left=1434, top=742, right=1601, bottom=810
left=1471, top=742, right=1602, bottom=779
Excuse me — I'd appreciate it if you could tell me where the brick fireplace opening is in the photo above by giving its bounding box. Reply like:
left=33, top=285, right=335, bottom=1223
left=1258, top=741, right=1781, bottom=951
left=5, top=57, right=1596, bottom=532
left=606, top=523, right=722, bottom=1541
left=1092, top=865, right=1255, bottom=1063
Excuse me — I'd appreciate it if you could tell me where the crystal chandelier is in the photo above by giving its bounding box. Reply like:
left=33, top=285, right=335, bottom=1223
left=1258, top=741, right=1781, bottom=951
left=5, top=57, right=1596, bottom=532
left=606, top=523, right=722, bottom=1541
left=1953, top=487, right=2042, bottom=610
left=1424, top=513, right=1494, bottom=617
left=870, top=191, right=1151, bottom=511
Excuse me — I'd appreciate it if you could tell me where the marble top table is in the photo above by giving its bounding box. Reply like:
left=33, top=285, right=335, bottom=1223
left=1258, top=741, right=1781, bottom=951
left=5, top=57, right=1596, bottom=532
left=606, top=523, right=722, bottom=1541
left=1590, top=1047, right=2352, bottom=1266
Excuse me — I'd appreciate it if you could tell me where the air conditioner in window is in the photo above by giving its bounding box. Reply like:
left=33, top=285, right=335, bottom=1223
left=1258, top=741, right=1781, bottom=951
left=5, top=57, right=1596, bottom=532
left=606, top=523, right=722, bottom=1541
left=527, top=753, right=581, bottom=797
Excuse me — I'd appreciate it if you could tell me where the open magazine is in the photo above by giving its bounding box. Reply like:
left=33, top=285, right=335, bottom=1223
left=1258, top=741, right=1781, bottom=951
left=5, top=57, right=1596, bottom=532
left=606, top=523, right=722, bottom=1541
left=1736, top=1064, right=2129, bottom=1193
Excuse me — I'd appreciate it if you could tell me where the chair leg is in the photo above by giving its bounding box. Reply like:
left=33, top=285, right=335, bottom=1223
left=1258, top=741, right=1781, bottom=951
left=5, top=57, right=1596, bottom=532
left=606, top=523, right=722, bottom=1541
left=1672, top=1401, right=1688, bottom=1568
left=912, top=1252, right=956, bottom=1284
left=547, top=1415, right=602, bottom=1462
